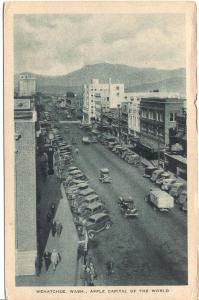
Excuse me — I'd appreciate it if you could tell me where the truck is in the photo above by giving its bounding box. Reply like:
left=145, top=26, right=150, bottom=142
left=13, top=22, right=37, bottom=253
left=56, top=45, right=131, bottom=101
left=146, top=189, right=174, bottom=212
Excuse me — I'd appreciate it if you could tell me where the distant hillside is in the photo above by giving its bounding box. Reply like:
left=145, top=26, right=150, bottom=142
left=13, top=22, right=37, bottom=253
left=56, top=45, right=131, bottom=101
left=126, top=77, right=186, bottom=95
left=14, top=63, right=186, bottom=95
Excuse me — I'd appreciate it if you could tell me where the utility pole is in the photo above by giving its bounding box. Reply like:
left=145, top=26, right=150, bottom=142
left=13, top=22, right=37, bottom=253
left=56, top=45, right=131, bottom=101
left=100, top=105, right=103, bottom=139
left=157, top=125, right=160, bottom=168
left=117, top=104, right=121, bottom=143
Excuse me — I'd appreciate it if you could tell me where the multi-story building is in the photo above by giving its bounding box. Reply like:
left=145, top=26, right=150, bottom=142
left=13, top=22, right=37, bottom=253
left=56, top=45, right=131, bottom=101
left=139, top=95, right=185, bottom=157
left=83, top=78, right=124, bottom=124
left=15, top=98, right=37, bottom=276
left=18, top=73, right=36, bottom=97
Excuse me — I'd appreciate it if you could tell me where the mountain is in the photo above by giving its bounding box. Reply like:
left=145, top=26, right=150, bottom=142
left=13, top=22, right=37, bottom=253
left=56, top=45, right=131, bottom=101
left=14, top=63, right=186, bottom=95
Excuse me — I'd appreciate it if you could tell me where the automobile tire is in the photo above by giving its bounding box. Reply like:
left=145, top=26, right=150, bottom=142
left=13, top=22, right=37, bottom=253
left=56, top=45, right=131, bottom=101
left=105, top=222, right=111, bottom=230
left=88, top=231, right=95, bottom=239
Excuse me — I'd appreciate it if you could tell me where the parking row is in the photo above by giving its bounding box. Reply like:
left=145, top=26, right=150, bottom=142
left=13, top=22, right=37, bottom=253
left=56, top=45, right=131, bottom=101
left=62, top=166, right=113, bottom=240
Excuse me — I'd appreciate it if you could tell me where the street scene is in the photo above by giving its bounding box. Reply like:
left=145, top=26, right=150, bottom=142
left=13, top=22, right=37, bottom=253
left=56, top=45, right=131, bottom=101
left=14, top=14, right=187, bottom=286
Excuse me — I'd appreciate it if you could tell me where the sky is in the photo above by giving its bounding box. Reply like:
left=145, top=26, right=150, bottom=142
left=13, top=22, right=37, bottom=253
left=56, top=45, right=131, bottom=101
left=14, top=14, right=186, bottom=76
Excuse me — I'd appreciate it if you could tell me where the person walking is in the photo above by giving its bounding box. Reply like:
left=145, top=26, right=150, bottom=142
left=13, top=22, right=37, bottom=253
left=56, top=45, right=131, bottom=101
left=51, top=249, right=60, bottom=271
left=106, top=259, right=114, bottom=276
left=56, top=220, right=63, bottom=238
left=89, top=262, right=95, bottom=285
left=46, top=212, right=52, bottom=224
left=51, top=219, right=57, bottom=237
left=50, top=203, right=56, bottom=217
left=43, top=250, right=51, bottom=272
left=75, top=147, right=79, bottom=156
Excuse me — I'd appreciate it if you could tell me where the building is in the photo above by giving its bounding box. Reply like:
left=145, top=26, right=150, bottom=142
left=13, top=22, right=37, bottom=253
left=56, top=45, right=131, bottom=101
left=15, top=98, right=37, bottom=276
left=138, top=94, right=185, bottom=158
left=83, top=78, right=124, bottom=124
left=18, top=73, right=36, bottom=97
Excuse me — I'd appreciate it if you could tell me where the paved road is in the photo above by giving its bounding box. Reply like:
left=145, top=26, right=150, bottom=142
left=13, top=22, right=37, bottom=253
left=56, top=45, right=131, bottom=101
left=60, top=123, right=187, bottom=286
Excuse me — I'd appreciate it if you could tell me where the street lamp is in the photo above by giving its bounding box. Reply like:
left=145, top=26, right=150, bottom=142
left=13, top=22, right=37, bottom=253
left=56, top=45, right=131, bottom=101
left=117, top=104, right=121, bottom=143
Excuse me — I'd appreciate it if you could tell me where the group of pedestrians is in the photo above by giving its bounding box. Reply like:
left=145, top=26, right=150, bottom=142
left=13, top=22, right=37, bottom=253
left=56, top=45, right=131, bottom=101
left=43, top=249, right=61, bottom=272
left=51, top=218, right=63, bottom=237
left=82, top=259, right=97, bottom=286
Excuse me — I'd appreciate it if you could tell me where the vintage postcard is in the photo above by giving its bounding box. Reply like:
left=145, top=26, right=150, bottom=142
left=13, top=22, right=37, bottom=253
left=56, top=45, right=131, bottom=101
left=4, top=1, right=197, bottom=300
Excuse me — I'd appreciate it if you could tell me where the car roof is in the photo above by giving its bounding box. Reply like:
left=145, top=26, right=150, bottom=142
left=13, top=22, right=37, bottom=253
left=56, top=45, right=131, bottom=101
left=172, top=182, right=185, bottom=187
left=100, top=168, right=109, bottom=173
left=122, top=196, right=134, bottom=202
left=68, top=166, right=78, bottom=171
left=88, top=212, right=109, bottom=221
left=150, top=189, right=173, bottom=199
left=85, top=202, right=103, bottom=209
left=76, top=182, right=88, bottom=188
left=79, top=188, right=95, bottom=195
left=84, top=194, right=99, bottom=201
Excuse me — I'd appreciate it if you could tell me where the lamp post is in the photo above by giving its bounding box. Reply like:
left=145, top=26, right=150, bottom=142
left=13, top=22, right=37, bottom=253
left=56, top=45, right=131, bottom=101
left=117, top=104, right=121, bottom=143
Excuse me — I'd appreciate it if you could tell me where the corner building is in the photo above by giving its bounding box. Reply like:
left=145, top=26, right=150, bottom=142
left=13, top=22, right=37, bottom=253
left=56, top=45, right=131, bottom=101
left=15, top=98, right=37, bottom=276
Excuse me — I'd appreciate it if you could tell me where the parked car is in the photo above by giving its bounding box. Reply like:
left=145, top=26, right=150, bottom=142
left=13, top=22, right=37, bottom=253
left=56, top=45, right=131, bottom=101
left=145, top=189, right=174, bottom=212
left=68, top=169, right=82, bottom=176
left=78, top=194, right=101, bottom=208
left=90, top=137, right=98, bottom=143
left=78, top=212, right=112, bottom=239
left=151, top=169, right=164, bottom=182
left=143, top=167, right=158, bottom=178
left=156, top=172, right=171, bottom=185
left=73, top=173, right=88, bottom=181
left=161, top=178, right=177, bottom=191
left=169, top=182, right=186, bottom=198
left=74, top=202, right=108, bottom=223
left=176, top=190, right=187, bottom=211
left=82, top=136, right=91, bottom=144
left=78, top=187, right=95, bottom=198
left=67, top=166, right=79, bottom=172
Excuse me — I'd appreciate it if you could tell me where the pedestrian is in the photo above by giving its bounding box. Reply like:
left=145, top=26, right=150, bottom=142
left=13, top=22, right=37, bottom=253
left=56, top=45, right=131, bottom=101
left=56, top=220, right=63, bottom=238
left=89, top=262, right=96, bottom=285
left=75, top=148, right=79, bottom=156
left=51, top=249, right=60, bottom=271
left=51, top=219, right=57, bottom=237
left=43, top=250, right=51, bottom=271
left=106, top=260, right=114, bottom=276
left=50, top=203, right=56, bottom=217
left=46, top=212, right=52, bottom=224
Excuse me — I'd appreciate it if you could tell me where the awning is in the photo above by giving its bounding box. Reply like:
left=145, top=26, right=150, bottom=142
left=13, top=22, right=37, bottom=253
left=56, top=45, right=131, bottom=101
left=139, top=137, right=164, bottom=152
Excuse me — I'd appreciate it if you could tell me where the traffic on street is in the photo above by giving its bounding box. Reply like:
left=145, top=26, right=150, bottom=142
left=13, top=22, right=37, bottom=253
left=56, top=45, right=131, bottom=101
left=40, top=101, right=187, bottom=286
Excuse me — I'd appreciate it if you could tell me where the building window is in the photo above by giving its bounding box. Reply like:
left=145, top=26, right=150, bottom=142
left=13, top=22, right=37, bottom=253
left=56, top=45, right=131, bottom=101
left=107, top=97, right=109, bottom=101
left=141, top=109, right=147, bottom=118
left=117, top=93, right=120, bottom=96
left=170, top=112, right=176, bottom=121
left=156, top=111, right=163, bottom=121
left=149, top=111, right=153, bottom=120
left=116, top=86, right=120, bottom=90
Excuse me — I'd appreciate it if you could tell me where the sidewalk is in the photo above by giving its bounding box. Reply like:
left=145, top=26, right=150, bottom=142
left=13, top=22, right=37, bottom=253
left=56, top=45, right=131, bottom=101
left=16, top=176, right=80, bottom=286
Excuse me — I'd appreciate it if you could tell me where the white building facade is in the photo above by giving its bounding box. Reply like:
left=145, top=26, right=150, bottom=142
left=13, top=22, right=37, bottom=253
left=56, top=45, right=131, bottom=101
left=83, top=79, right=124, bottom=124
left=18, top=73, right=36, bottom=97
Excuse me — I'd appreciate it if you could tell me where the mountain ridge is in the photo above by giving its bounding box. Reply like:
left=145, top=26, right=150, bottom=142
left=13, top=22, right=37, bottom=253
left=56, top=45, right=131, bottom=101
left=14, top=63, right=186, bottom=94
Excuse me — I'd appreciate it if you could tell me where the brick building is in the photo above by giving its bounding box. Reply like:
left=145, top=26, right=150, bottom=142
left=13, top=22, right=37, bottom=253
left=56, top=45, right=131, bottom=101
left=139, top=95, right=185, bottom=158
left=15, top=98, right=37, bottom=276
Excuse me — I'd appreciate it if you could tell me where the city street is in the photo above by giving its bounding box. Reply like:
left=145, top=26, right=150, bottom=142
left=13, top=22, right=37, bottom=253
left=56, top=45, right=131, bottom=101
left=59, top=123, right=187, bottom=286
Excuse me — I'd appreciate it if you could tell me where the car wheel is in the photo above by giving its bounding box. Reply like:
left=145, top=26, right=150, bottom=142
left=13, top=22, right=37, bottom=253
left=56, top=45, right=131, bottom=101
left=105, top=222, right=111, bottom=230
left=88, top=231, right=95, bottom=239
